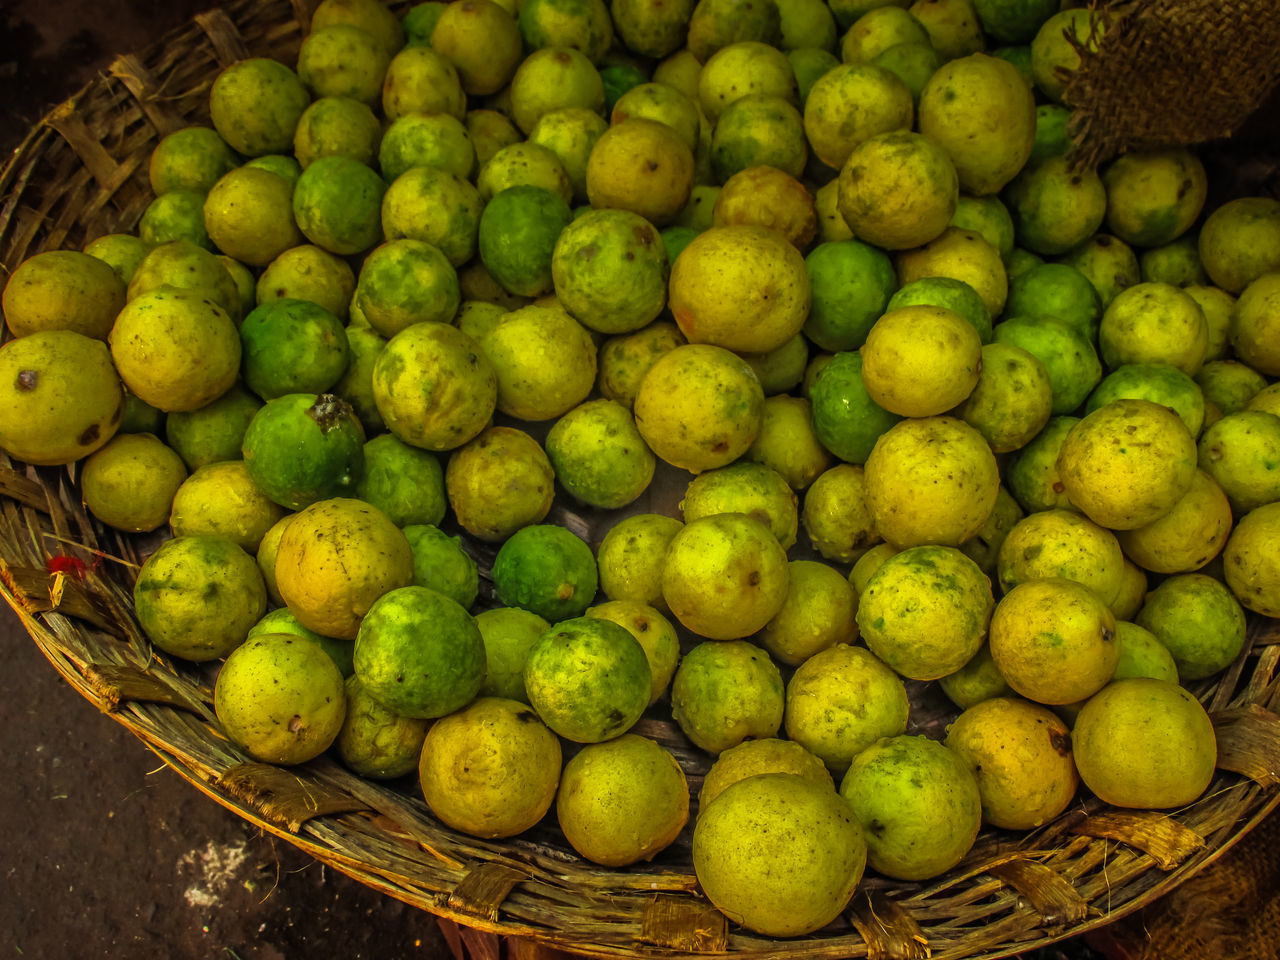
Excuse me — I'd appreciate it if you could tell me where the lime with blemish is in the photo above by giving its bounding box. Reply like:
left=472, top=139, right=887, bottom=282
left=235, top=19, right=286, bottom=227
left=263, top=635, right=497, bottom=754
left=492, top=524, right=599, bottom=622
left=672, top=639, right=785, bottom=754
left=241, top=393, right=365, bottom=511
left=523, top=616, right=650, bottom=743
left=661, top=513, right=790, bottom=641
left=0, top=330, right=123, bottom=466
left=545, top=399, right=655, bottom=510
left=633, top=343, right=764, bottom=473
left=373, top=321, right=497, bottom=451
left=214, top=632, right=346, bottom=765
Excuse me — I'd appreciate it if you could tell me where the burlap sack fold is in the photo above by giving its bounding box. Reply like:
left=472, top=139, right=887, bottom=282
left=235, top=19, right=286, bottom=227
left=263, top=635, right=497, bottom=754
left=1065, top=0, right=1280, bottom=169
left=1106, top=809, right=1280, bottom=959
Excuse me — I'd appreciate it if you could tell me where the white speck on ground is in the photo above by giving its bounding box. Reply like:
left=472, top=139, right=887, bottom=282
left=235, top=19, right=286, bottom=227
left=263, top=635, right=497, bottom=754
left=178, top=840, right=250, bottom=908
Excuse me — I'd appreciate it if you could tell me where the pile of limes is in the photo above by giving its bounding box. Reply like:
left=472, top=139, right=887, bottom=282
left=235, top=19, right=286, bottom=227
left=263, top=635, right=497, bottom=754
left=3, top=0, right=1280, bottom=939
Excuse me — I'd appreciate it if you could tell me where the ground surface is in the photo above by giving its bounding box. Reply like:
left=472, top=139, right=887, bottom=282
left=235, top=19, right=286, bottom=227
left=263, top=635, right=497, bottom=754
left=0, top=604, right=447, bottom=959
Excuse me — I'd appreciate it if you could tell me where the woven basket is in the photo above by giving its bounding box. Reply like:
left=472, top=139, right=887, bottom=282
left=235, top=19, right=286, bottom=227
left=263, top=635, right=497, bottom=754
left=4, top=2, right=1280, bottom=958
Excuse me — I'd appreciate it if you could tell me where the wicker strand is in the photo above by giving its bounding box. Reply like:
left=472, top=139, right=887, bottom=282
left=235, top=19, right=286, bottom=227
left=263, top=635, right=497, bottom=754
left=1071, top=812, right=1207, bottom=871
left=195, top=8, right=251, bottom=66
left=108, top=54, right=185, bottom=138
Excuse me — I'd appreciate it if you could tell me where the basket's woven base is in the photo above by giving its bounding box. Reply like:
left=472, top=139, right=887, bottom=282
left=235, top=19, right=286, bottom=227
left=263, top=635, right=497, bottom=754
left=1067, top=0, right=1280, bottom=168
left=1098, top=809, right=1280, bottom=959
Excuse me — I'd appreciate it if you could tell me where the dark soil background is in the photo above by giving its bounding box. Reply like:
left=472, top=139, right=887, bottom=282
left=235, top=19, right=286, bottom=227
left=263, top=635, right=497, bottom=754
left=1, top=1, right=1272, bottom=958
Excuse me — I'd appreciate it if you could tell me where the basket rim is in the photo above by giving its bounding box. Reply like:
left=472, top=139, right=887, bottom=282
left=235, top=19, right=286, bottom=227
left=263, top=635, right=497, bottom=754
left=3, top=1, right=1280, bottom=957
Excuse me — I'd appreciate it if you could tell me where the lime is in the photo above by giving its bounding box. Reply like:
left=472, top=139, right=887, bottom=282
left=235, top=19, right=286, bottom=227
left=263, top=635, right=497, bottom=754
left=672, top=639, right=785, bottom=753
left=556, top=735, right=689, bottom=867
left=240, top=299, right=350, bottom=400
left=134, top=535, right=266, bottom=662
left=354, top=585, right=485, bottom=718
left=241, top=393, right=365, bottom=510
left=492, top=524, right=599, bottom=621
left=523, top=616, right=650, bottom=743
left=214, top=633, right=345, bottom=764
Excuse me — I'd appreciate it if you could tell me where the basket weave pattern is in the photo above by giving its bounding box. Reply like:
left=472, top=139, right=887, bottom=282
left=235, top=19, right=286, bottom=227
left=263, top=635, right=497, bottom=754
left=3, top=3, right=1280, bottom=958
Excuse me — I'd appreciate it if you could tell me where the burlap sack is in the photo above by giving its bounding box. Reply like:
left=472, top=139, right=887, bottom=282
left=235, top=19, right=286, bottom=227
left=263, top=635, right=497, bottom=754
left=1094, top=809, right=1280, bottom=959
left=1065, top=0, right=1280, bottom=169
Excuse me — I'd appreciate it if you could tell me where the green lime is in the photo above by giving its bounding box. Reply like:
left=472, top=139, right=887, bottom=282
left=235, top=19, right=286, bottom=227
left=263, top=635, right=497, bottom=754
left=974, top=0, right=1060, bottom=44
left=354, top=585, right=485, bottom=718
left=671, top=639, right=784, bottom=754
left=519, top=0, right=614, bottom=61
left=475, top=607, right=550, bottom=703
left=600, top=63, right=647, bottom=113
left=710, top=93, right=808, bottom=183
left=292, top=155, right=387, bottom=255
left=134, top=534, right=266, bottom=662
left=336, top=675, right=430, bottom=778
left=241, top=393, right=365, bottom=510
left=164, top=384, right=262, bottom=471
left=355, top=433, right=445, bottom=527
left=1135, top=573, right=1247, bottom=681
left=148, top=125, right=239, bottom=195
left=1030, top=103, right=1071, bottom=161
left=296, top=24, right=391, bottom=106
left=551, top=208, right=668, bottom=335
left=1005, top=415, right=1080, bottom=513
left=803, top=240, right=897, bottom=351
left=209, top=57, right=311, bottom=157
left=138, top=190, right=211, bottom=249
left=378, top=113, right=475, bottom=182
left=809, top=351, right=901, bottom=462
left=1061, top=233, right=1141, bottom=308
left=292, top=95, right=382, bottom=168
left=83, top=234, right=150, bottom=286
left=257, top=244, right=356, bottom=320
left=403, top=524, right=479, bottom=609
left=240, top=298, right=350, bottom=400
left=333, top=323, right=387, bottom=436
left=523, top=616, right=651, bottom=742
left=1141, top=236, right=1209, bottom=288
left=381, top=166, right=482, bottom=267
left=478, top=184, right=573, bottom=297
left=1196, top=360, right=1268, bottom=417
left=492, top=524, right=599, bottom=621
left=354, top=238, right=461, bottom=337
left=545, top=399, right=655, bottom=509
left=1112, top=621, right=1179, bottom=683
left=792, top=47, right=843, bottom=103
left=445, top=426, right=555, bottom=542
left=871, top=42, right=939, bottom=101
left=950, top=195, right=1016, bottom=263
left=1005, top=262, right=1102, bottom=341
